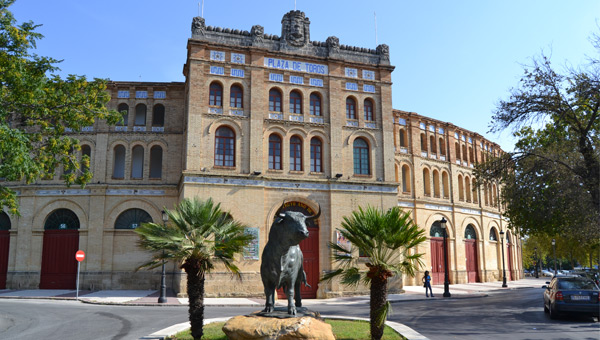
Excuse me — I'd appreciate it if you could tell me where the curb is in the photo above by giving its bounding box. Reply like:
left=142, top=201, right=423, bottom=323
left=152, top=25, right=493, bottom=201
left=142, top=315, right=429, bottom=340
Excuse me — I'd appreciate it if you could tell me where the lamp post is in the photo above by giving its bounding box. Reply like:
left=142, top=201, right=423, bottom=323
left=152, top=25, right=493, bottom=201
left=534, top=247, right=539, bottom=278
left=552, top=238, right=557, bottom=276
left=499, top=229, right=507, bottom=287
left=439, top=217, right=451, bottom=298
left=158, top=210, right=168, bottom=303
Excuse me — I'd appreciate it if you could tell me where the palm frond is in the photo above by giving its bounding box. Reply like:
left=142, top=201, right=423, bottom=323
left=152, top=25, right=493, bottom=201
left=374, top=301, right=392, bottom=327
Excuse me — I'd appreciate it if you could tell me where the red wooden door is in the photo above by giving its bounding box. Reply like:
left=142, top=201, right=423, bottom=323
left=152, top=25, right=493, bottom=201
left=507, top=242, right=513, bottom=280
left=465, top=239, right=479, bottom=283
left=430, top=238, right=444, bottom=284
left=299, top=226, right=319, bottom=298
left=0, top=231, right=9, bottom=289
left=39, top=230, right=79, bottom=289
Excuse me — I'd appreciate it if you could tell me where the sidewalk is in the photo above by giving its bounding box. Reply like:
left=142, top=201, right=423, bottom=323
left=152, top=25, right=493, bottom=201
left=0, top=277, right=547, bottom=306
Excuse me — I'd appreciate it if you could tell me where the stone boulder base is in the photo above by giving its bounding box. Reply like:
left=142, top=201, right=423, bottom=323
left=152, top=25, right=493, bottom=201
left=222, top=315, right=335, bottom=340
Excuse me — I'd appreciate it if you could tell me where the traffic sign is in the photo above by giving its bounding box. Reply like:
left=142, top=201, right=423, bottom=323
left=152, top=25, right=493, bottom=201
left=75, top=250, right=85, bottom=262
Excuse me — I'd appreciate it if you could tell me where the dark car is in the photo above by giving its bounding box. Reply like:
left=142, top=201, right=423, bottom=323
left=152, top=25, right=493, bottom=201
left=543, top=276, right=600, bottom=320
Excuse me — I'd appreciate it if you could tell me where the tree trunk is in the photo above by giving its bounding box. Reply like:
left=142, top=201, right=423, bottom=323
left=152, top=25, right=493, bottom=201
left=370, top=275, right=388, bottom=340
left=183, top=259, right=205, bottom=340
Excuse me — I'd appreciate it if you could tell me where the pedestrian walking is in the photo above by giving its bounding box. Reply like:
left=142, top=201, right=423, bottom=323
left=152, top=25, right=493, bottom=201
left=423, top=270, right=434, bottom=297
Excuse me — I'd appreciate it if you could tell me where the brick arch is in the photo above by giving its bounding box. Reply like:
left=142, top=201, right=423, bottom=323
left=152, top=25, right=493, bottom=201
left=106, top=198, right=162, bottom=228
left=287, top=127, right=308, bottom=139
left=460, top=218, right=481, bottom=240
left=207, top=118, right=243, bottom=137
left=33, top=199, right=89, bottom=232
left=424, top=214, right=454, bottom=239
left=345, top=130, right=378, bottom=148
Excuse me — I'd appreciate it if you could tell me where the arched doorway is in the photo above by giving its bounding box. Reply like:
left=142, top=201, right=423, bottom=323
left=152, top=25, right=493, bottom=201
left=464, top=224, right=480, bottom=283
left=506, top=232, right=513, bottom=280
left=429, top=221, right=448, bottom=285
left=0, top=212, right=11, bottom=289
left=40, top=209, right=80, bottom=289
left=275, top=201, right=319, bottom=299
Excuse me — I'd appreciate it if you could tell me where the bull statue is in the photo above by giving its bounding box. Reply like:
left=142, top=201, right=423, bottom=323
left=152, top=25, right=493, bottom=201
left=260, top=202, right=320, bottom=315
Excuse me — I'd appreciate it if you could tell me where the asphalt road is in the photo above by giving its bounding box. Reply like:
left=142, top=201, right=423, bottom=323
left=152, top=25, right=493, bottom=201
left=0, top=288, right=598, bottom=340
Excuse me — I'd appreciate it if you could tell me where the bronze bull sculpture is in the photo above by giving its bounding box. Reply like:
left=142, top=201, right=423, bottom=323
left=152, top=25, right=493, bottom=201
left=260, top=202, right=320, bottom=315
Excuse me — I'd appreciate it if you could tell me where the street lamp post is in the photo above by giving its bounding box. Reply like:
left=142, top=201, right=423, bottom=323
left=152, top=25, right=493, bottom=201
left=534, top=247, right=539, bottom=279
left=439, top=217, right=451, bottom=298
left=158, top=210, right=168, bottom=303
left=499, top=229, right=507, bottom=287
left=552, top=238, right=557, bottom=276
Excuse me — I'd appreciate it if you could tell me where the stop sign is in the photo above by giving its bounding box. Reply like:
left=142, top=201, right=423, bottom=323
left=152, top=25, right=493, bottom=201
left=75, top=250, right=85, bottom=262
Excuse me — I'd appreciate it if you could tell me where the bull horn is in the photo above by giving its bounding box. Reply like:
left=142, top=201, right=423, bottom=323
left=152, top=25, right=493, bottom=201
left=307, top=203, right=321, bottom=221
left=277, top=200, right=286, bottom=214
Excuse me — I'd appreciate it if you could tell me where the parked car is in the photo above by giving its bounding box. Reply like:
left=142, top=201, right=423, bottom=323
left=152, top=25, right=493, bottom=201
left=541, top=269, right=554, bottom=277
left=543, top=276, right=600, bottom=320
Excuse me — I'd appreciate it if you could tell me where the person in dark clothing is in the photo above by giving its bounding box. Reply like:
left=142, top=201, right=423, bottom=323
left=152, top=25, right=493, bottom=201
left=423, top=270, right=434, bottom=297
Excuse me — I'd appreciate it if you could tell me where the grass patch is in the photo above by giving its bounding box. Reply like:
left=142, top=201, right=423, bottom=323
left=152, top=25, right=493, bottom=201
left=168, top=319, right=406, bottom=340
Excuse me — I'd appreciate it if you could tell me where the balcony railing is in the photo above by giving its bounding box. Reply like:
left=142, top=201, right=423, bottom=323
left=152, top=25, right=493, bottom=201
left=115, top=126, right=128, bottom=132
left=208, top=107, right=223, bottom=114
left=230, top=109, right=244, bottom=116
left=133, top=126, right=146, bottom=132
left=365, top=122, right=376, bottom=129
left=289, top=114, right=304, bottom=122
left=346, top=120, right=358, bottom=127
left=151, top=126, right=164, bottom=132
left=309, top=116, right=324, bottom=124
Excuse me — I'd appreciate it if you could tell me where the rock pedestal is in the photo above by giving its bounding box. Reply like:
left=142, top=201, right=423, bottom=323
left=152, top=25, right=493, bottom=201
left=222, top=309, right=335, bottom=340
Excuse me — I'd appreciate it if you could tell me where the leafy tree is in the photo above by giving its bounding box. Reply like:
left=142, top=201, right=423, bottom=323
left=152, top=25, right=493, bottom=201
left=135, top=198, right=253, bottom=340
left=321, top=206, right=426, bottom=340
left=476, top=32, right=600, bottom=251
left=0, top=0, right=121, bottom=214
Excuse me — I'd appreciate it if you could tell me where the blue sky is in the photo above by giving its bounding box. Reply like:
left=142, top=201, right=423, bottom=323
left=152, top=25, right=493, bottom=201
left=10, top=0, right=600, bottom=151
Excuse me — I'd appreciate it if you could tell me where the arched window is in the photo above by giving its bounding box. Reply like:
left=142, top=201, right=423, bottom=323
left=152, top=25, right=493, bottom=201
left=0, top=212, right=11, bottom=230
left=230, top=85, right=243, bottom=108
left=353, top=138, right=369, bottom=175
left=44, top=209, right=80, bottom=230
left=430, top=221, right=444, bottom=237
left=209, top=82, right=223, bottom=106
left=214, top=126, right=235, bottom=167
left=364, top=99, right=374, bottom=121
left=439, top=137, right=446, bottom=156
left=290, top=135, right=303, bottom=171
left=269, top=89, right=282, bottom=112
left=152, top=104, right=165, bottom=127
left=472, top=178, right=478, bottom=203
left=135, top=104, right=146, bottom=126
left=492, top=184, right=498, bottom=206
left=465, top=176, right=472, bottom=202
left=458, top=174, right=464, bottom=200
left=433, top=170, right=440, bottom=197
left=309, top=93, right=321, bottom=116
left=487, top=183, right=493, bottom=206
left=469, top=146, right=474, bottom=164
left=401, top=165, right=411, bottom=193
left=455, top=142, right=461, bottom=161
left=131, top=145, right=144, bottom=179
left=81, top=145, right=91, bottom=172
left=423, top=168, right=431, bottom=196
left=117, top=103, right=129, bottom=126
left=310, top=137, right=322, bottom=172
left=489, top=228, right=498, bottom=241
left=484, top=184, right=489, bottom=205
left=462, top=144, right=468, bottom=162
left=465, top=225, right=477, bottom=240
left=442, top=171, right=450, bottom=198
left=114, top=208, right=152, bottom=229
left=346, top=97, right=356, bottom=119
left=268, top=134, right=282, bottom=170
left=421, top=133, right=427, bottom=152
left=289, top=91, right=302, bottom=114
left=430, top=135, right=437, bottom=154
left=149, top=145, right=163, bottom=178
left=399, top=129, right=407, bottom=147
left=112, top=145, right=126, bottom=179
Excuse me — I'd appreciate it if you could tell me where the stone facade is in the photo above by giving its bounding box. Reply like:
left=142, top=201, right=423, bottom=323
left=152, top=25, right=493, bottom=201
left=0, top=10, right=521, bottom=297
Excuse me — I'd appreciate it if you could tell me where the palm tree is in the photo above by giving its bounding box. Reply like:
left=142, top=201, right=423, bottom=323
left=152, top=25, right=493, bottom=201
left=135, top=197, right=253, bottom=340
left=321, top=206, right=426, bottom=340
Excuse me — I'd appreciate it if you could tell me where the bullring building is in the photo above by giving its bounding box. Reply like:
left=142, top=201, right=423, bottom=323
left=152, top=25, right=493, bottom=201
left=0, top=10, right=522, bottom=297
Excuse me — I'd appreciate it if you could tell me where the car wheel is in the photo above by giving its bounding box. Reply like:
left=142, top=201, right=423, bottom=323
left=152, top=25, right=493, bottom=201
left=543, top=303, right=549, bottom=313
left=549, top=304, right=558, bottom=320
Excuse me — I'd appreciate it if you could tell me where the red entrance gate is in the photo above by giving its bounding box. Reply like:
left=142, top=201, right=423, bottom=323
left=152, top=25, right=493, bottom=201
left=430, top=238, right=445, bottom=285
left=465, top=239, right=479, bottom=283
left=0, top=231, right=9, bottom=289
left=39, top=230, right=79, bottom=289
